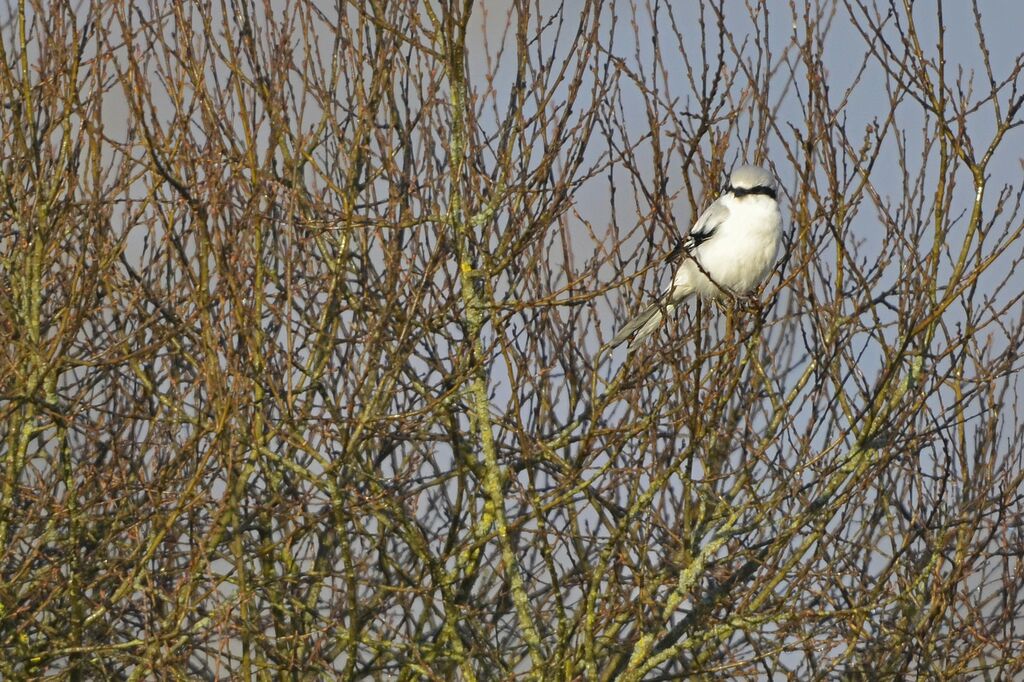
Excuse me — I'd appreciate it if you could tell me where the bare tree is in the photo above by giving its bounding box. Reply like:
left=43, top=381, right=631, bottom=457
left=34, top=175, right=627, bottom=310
left=2, top=0, right=1023, bottom=678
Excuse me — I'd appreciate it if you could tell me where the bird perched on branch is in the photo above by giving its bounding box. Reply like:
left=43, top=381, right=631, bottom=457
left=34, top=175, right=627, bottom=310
left=607, top=164, right=782, bottom=351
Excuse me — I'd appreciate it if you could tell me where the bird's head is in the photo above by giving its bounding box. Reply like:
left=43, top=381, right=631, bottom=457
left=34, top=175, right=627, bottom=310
left=726, top=165, right=778, bottom=200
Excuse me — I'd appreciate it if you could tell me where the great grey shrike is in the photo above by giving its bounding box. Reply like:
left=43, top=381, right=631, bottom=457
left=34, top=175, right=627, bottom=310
left=607, top=164, right=783, bottom=351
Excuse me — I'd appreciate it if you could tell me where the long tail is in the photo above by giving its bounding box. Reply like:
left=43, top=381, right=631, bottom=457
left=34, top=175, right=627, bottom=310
left=607, top=300, right=672, bottom=351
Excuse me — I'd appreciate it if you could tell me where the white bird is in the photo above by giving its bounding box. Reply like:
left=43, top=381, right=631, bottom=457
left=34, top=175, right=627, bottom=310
left=608, top=164, right=783, bottom=351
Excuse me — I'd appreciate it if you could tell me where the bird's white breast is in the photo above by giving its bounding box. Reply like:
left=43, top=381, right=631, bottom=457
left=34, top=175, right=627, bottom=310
left=673, top=194, right=781, bottom=299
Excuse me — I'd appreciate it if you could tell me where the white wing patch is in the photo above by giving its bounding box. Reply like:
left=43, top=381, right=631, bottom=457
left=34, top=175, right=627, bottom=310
left=683, top=199, right=730, bottom=251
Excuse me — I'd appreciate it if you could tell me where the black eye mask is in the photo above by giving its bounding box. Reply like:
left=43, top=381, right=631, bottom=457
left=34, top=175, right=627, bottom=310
left=727, top=185, right=777, bottom=200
